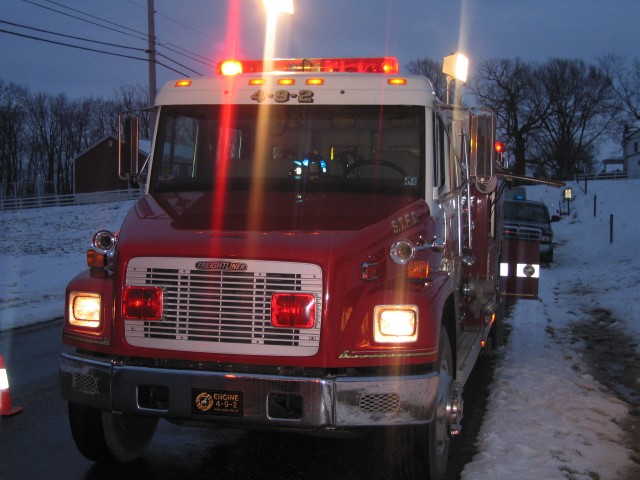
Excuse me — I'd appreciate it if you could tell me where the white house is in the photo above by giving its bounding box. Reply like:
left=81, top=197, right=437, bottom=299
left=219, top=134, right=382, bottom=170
left=623, top=127, right=640, bottom=179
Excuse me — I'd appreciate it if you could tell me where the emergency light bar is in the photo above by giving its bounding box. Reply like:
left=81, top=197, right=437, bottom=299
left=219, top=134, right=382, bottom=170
left=217, top=57, right=399, bottom=75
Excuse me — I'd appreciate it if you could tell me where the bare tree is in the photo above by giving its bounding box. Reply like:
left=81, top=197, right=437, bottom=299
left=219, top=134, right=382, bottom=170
left=24, top=93, right=96, bottom=194
left=0, top=79, right=152, bottom=197
left=406, top=58, right=448, bottom=102
left=599, top=54, right=640, bottom=124
left=89, top=97, right=120, bottom=142
left=25, top=92, right=62, bottom=194
left=532, top=58, right=619, bottom=177
left=471, top=58, right=551, bottom=175
left=112, top=85, right=152, bottom=139
left=0, top=80, right=28, bottom=196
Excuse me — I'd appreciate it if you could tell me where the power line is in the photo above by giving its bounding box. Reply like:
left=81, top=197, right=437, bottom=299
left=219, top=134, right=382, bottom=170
left=43, top=0, right=148, bottom=39
left=156, top=52, right=202, bottom=77
left=22, top=0, right=209, bottom=74
left=0, top=28, right=147, bottom=62
left=0, top=27, right=190, bottom=77
left=21, top=0, right=147, bottom=43
left=0, top=18, right=145, bottom=53
left=159, top=42, right=214, bottom=68
left=124, top=0, right=256, bottom=63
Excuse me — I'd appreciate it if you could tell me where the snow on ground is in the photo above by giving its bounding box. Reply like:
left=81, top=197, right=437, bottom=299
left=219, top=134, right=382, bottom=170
left=0, top=200, right=136, bottom=330
left=463, top=179, right=640, bottom=479
left=1, top=179, right=639, bottom=479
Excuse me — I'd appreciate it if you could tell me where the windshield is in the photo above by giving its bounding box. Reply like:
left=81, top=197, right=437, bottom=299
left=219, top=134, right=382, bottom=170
left=504, top=201, right=550, bottom=223
left=150, top=104, right=424, bottom=198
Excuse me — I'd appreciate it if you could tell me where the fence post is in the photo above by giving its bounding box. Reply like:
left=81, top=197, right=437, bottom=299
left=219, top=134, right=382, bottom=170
left=610, top=214, right=614, bottom=244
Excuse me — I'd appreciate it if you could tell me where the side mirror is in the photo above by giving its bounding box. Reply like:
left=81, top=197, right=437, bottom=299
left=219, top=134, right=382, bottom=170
left=119, top=114, right=140, bottom=182
left=551, top=215, right=560, bottom=222
left=469, top=113, right=495, bottom=193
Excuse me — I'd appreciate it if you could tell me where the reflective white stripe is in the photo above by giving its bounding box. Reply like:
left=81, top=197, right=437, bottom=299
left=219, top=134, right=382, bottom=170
left=516, top=263, right=539, bottom=279
left=0, top=368, right=8, bottom=390
left=500, top=263, right=539, bottom=278
left=500, top=263, right=509, bottom=277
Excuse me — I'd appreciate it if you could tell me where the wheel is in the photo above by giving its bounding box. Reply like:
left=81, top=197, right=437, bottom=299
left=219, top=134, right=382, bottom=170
left=68, top=402, right=158, bottom=464
left=387, top=327, right=453, bottom=480
left=427, top=327, right=453, bottom=479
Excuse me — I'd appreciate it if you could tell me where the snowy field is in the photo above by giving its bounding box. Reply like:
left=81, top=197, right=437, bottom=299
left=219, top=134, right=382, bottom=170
left=1, top=179, right=639, bottom=479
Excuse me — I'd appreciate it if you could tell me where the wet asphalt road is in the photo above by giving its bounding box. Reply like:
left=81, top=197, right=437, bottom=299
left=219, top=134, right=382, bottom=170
left=0, top=319, right=494, bottom=480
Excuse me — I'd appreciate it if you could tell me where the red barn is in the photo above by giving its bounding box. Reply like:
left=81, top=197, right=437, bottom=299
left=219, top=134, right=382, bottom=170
left=73, top=135, right=148, bottom=193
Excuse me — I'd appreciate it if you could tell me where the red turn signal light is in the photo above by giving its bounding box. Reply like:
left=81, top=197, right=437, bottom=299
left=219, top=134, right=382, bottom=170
left=122, top=286, right=163, bottom=321
left=271, top=293, right=316, bottom=328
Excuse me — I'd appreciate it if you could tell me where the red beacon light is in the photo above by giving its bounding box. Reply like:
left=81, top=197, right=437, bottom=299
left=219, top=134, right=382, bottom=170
left=495, top=141, right=505, bottom=154
left=217, top=57, right=399, bottom=75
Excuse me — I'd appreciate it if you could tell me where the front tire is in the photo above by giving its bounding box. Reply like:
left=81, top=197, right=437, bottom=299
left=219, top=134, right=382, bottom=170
left=387, top=327, right=453, bottom=479
left=427, top=327, right=453, bottom=479
left=68, top=402, right=158, bottom=464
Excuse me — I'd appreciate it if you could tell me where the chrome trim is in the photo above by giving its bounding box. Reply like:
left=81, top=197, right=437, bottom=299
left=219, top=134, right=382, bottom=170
left=338, top=349, right=436, bottom=359
left=60, top=352, right=439, bottom=428
left=390, top=239, right=415, bottom=264
left=92, top=230, right=117, bottom=255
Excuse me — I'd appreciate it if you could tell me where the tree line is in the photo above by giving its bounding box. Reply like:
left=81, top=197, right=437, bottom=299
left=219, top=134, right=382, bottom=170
left=408, top=54, right=639, bottom=179
left=0, top=81, right=151, bottom=197
left=2, top=54, right=639, bottom=197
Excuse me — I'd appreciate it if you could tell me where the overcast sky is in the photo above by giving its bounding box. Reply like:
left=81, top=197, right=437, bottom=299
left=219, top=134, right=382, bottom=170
left=1, top=0, right=639, bottom=101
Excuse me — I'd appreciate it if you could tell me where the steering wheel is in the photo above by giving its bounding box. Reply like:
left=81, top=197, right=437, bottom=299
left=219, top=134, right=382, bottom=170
left=343, top=160, right=407, bottom=178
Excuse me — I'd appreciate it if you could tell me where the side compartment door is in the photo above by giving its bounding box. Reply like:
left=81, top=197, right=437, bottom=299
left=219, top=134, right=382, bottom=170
left=499, top=239, right=539, bottom=299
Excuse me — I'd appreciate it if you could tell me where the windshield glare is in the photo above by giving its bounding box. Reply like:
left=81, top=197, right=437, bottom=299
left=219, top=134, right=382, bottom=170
left=151, top=104, right=424, bottom=197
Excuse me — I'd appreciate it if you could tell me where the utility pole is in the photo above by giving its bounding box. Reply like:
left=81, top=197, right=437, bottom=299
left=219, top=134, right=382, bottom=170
left=147, top=0, right=157, bottom=106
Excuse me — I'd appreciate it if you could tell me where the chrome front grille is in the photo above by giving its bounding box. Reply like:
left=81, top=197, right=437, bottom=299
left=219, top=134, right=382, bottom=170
left=124, top=257, right=322, bottom=356
left=503, top=225, right=542, bottom=242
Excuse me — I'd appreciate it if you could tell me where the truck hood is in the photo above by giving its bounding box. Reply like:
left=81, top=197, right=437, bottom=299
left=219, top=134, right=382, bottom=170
left=118, top=191, right=424, bottom=260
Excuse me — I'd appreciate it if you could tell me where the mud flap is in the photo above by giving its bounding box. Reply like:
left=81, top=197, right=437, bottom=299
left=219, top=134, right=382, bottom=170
left=500, top=239, right=539, bottom=299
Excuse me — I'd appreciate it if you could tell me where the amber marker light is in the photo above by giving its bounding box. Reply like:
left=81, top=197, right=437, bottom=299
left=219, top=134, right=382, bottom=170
left=407, top=259, right=429, bottom=281
left=277, top=78, right=295, bottom=85
left=86, top=249, right=107, bottom=269
left=306, top=78, right=324, bottom=85
left=249, top=79, right=265, bottom=85
left=175, top=80, right=192, bottom=87
left=388, top=78, right=407, bottom=85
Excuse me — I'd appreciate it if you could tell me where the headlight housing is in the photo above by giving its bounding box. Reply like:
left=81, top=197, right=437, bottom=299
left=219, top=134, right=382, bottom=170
left=374, top=305, right=418, bottom=343
left=68, top=292, right=102, bottom=329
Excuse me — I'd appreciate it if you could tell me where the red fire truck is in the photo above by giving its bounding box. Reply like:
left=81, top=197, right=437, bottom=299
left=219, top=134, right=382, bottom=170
left=60, top=57, right=539, bottom=478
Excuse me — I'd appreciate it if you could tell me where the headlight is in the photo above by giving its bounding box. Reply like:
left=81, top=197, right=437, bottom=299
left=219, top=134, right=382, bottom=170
left=374, top=305, right=418, bottom=343
left=68, top=292, right=102, bottom=329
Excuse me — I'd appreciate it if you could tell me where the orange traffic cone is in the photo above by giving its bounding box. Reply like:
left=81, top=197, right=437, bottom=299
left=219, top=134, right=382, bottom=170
left=0, top=355, right=23, bottom=416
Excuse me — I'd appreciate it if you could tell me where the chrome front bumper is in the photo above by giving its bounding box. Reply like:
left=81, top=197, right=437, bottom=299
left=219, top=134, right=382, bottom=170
left=60, top=352, right=438, bottom=429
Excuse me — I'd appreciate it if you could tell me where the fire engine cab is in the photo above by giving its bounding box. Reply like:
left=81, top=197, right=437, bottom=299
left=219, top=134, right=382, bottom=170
left=60, top=56, right=538, bottom=478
